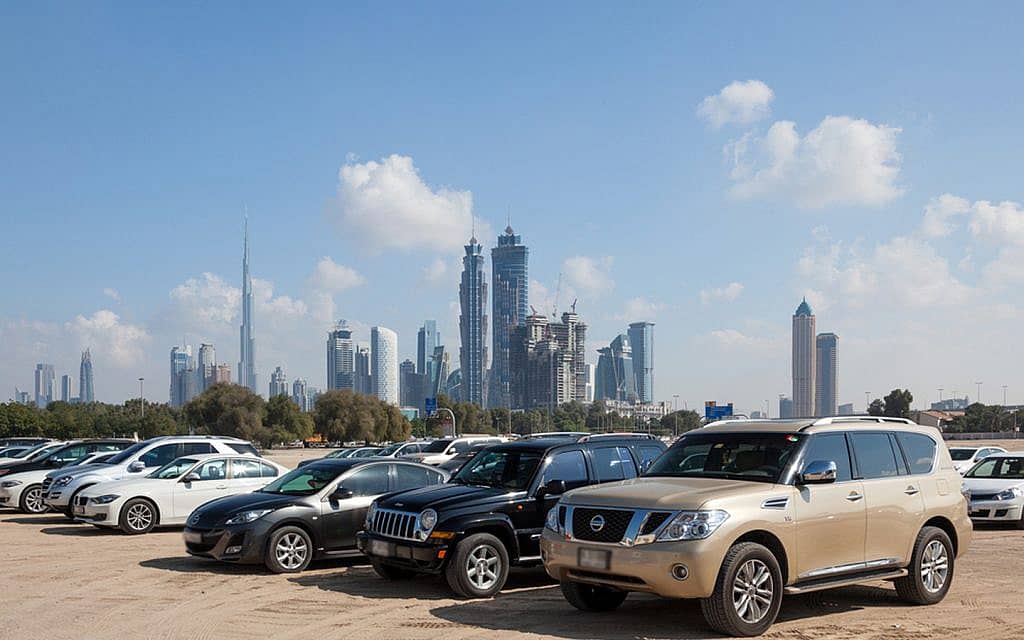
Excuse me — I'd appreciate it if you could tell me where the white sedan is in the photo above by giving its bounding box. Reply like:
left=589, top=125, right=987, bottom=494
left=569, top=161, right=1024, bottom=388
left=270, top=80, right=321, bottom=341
left=0, top=451, right=116, bottom=514
left=74, top=454, right=288, bottom=534
left=963, top=452, right=1024, bottom=528
left=950, top=445, right=1007, bottom=475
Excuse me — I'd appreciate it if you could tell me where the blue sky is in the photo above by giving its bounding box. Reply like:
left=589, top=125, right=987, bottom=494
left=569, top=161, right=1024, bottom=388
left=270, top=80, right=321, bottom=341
left=3, top=2, right=1023, bottom=411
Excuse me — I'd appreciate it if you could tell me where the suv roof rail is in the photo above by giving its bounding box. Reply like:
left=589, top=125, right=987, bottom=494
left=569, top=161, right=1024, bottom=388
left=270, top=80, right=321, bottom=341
left=805, top=416, right=917, bottom=429
left=577, top=432, right=658, bottom=442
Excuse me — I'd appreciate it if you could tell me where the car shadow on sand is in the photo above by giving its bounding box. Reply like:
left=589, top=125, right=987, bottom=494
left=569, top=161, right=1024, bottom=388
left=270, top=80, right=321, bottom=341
left=40, top=524, right=111, bottom=537
left=140, top=555, right=367, bottom=576
left=2, top=514, right=73, bottom=525
left=290, top=566, right=557, bottom=602
left=425, top=584, right=909, bottom=640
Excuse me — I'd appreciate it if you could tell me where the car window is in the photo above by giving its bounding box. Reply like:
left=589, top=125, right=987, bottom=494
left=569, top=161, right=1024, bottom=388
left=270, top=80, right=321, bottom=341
left=801, top=433, right=853, bottom=482
left=52, top=445, right=88, bottom=464
left=647, top=433, right=802, bottom=483
left=342, top=465, right=390, bottom=496
left=638, top=445, right=664, bottom=470
left=182, top=443, right=215, bottom=455
left=849, top=432, right=900, bottom=479
left=259, top=462, right=280, bottom=478
left=192, top=459, right=227, bottom=481
left=967, top=458, right=998, bottom=477
left=228, top=443, right=259, bottom=456
left=592, top=446, right=637, bottom=482
left=393, top=464, right=444, bottom=491
left=896, top=433, right=936, bottom=475
left=948, top=448, right=975, bottom=461
left=139, top=444, right=181, bottom=468
left=451, top=440, right=475, bottom=454
left=539, top=450, right=589, bottom=490
left=232, top=458, right=263, bottom=479
left=452, top=450, right=543, bottom=490
left=966, top=457, right=1024, bottom=479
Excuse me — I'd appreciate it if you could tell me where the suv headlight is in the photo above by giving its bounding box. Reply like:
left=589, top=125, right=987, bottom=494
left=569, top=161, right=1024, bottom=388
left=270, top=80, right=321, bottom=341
left=365, top=502, right=378, bottom=528
left=90, top=495, right=120, bottom=505
left=417, top=508, right=438, bottom=535
left=544, top=506, right=560, bottom=532
left=1, top=480, right=23, bottom=488
left=995, top=488, right=1024, bottom=501
left=225, top=509, right=273, bottom=525
left=54, top=475, right=74, bottom=487
left=657, top=510, right=729, bottom=541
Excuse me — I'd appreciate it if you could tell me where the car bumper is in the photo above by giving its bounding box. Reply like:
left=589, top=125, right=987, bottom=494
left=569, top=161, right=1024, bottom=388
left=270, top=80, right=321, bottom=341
left=44, top=489, right=74, bottom=510
left=540, top=528, right=726, bottom=599
left=0, top=485, right=22, bottom=507
left=969, top=500, right=1023, bottom=522
left=73, top=501, right=120, bottom=526
left=356, top=532, right=448, bottom=573
left=183, top=524, right=268, bottom=564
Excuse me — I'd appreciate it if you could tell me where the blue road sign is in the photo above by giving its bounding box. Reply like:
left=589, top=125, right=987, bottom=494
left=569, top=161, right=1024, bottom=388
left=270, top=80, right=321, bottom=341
left=425, top=397, right=437, bottom=416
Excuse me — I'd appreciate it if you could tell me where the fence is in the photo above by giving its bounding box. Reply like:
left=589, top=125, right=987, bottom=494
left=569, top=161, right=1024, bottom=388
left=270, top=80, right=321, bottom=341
left=943, top=431, right=1024, bottom=441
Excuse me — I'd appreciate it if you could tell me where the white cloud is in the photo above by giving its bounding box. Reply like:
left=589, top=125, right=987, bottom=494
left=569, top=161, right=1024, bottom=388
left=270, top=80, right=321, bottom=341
left=921, top=193, right=970, bottom=237
left=103, top=288, right=121, bottom=302
left=700, top=282, right=744, bottom=305
left=65, top=310, right=151, bottom=368
left=968, top=198, right=1024, bottom=246
left=707, top=328, right=779, bottom=351
left=616, top=297, right=665, bottom=322
left=727, top=116, right=903, bottom=209
left=697, top=80, right=774, bottom=128
left=311, top=257, right=365, bottom=292
left=169, top=273, right=240, bottom=329
left=421, top=258, right=452, bottom=286
left=334, top=154, right=486, bottom=253
left=563, top=255, right=614, bottom=297
left=253, top=279, right=307, bottom=320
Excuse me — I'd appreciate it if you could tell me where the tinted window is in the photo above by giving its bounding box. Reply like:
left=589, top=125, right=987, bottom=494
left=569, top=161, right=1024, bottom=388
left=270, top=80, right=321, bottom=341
left=139, top=444, right=181, bottom=468
left=638, top=445, right=664, bottom=470
left=539, top=450, right=588, bottom=490
left=647, top=433, right=802, bottom=483
left=106, top=442, right=147, bottom=465
left=452, top=450, right=543, bottom=490
left=193, top=459, right=227, bottom=481
left=592, top=446, right=637, bottom=482
left=800, top=433, right=853, bottom=482
left=949, top=448, right=976, bottom=461
left=51, top=445, right=88, bottom=464
left=966, top=457, right=1024, bottom=479
left=263, top=467, right=340, bottom=495
left=228, top=443, right=259, bottom=456
left=232, top=458, right=263, bottom=479
left=394, top=464, right=443, bottom=491
left=850, top=432, right=900, bottom=479
left=342, top=465, right=390, bottom=496
left=423, top=439, right=453, bottom=453
left=259, top=462, right=280, bottom=478
left=182, top=443, right=215, bottom=455
left=149, top=458, right=198, bottom=480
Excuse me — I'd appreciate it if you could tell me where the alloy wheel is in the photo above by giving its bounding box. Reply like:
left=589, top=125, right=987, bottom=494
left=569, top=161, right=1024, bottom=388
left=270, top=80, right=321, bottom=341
left=24, top=487, right=45, bottom=514
left=732, top=558, right=774, bottom=624
left=126, top=503, right=153, bottom=531
left=465, top=543, right=501, bottom=591
left=275, top=532, right=308, bottom=570
left=921, top=539, right=949, bottom=593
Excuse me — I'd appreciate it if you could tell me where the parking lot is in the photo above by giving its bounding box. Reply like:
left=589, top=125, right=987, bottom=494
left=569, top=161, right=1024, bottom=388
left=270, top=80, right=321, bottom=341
left=2, top=447, right=1024, bottom=640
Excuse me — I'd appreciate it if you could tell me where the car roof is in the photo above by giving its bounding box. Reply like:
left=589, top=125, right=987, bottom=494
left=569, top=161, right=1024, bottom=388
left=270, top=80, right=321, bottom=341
left=489, top=435, right=655, bottom=453
left=977, top=450, right=1020, bottom=457
left=698, top=416, right=937, bottom=436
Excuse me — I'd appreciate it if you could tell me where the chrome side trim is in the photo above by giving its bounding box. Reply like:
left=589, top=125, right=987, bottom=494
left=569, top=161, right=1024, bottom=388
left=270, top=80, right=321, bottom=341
left=799, top=557, right=901, bottom=580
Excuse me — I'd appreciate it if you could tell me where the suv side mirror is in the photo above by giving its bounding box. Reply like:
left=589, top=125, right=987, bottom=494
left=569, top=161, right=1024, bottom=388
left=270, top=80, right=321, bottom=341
left=330, top=486, right=354, bottom=501
left=128, top=461, right=146, bottom=473
left=800, top=460, right=838, bottom=485
left=538, top=479, right=567, bottom=498
left=182, top=472, right=201, bottom=483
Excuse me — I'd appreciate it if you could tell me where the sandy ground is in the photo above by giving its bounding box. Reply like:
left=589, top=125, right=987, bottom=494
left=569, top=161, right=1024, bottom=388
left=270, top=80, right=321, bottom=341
left=2, top=447, right=1024, bottom=640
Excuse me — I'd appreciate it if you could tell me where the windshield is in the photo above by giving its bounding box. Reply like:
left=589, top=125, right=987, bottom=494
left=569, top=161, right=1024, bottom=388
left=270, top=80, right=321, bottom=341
left=452, top=449, right=543, bottom=491
left=26, top=443, right=63, bottom=460
left=148, top=457, right=199, bottom=480
left=378, top=443, right=402, bottom=456
left=325, top=449, right=349, bottom=459
left=352, top=448, right=382, bottom=458
left=423, top=439, right=453, bottom=453
left=0, top=447, right=28, bottom=458
left=949, top=448, right=977, bottom=461
left=645, top=432, right=802, bottom=483
left=966, top=457, right=1024, bottom=479
left=64, top=454, right=97, bottom=467
left=106, top=442, right=148, bottom=465
left=261, top=466, right=342, bottom=496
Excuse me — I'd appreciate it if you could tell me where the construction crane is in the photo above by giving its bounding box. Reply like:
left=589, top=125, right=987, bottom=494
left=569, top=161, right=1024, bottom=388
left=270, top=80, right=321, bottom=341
left=551, top=273, right=562, bottom=319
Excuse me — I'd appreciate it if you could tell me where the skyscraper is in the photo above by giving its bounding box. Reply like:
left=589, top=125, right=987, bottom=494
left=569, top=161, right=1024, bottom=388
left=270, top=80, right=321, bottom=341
left=238, top=219, right=257, bottom=393
left=417, top=321, right=439, bottom=375
left=490, top=225, right=528, bottom=408
left=792, top=298, right=816, bottom=418
left=628, top=322, right=655, bottom=404
left=326, top=321, right=355, bottom=390
left=169, top=345, right=192, bottom=408
left=459, top=235, right=488, bottom=406
left=509, top=310, right=587, bottom=411
left=34, top=363, right=55, bottom=407
left=595, top=334, right=636, bottom=403
left=197, top=343, right=216, bottom=392
left=269, top=366, right=288, bottom=397
left=815, top=333, right=839, bottom=417
left=212, top=363, right=232, bottom=385
left=429, top=345, right=450, bottom=398
left=355, top=345, right=372, bottom=394
left=779, top=395, right=794, bottom=419
left=371, top=326, right=399, bottom=405
left=79, top=349, right=94, bottom=403
left=400, top=359, right=427, bottom=411
left=292, top=378, right=309, bottom=411
left=61, top=374, right=74, bottom=403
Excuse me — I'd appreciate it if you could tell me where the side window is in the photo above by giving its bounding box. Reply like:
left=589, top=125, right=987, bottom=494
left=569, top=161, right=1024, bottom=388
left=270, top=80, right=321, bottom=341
left=228, top=443, right=260, bottom=456
left=897, top=433, right=937, bottom=475
left=342, top=465, right=390, bottom=497
left=139, top=444, right=180, bottom=468
left=638, top=445, right=664, bottom=471
left=53, top=445, right=88, bottom=464
left=539, top=450, right=589, bottom=490
left=393, top=464, right=443, bottom=491
left=591, top=446, right=637, bottom=482
left=800, top=434, right=853, bottom=482
left=182, top=443, right=214, bottom=455
left=849, top=432, right=900, bottom=479
left=259, top=462, right=280, bottom=478
left=193, top=459, right=227, bottom=481
left=96, top=443, right=124, bottom=452
left=231, top=458, right=262, bottom=479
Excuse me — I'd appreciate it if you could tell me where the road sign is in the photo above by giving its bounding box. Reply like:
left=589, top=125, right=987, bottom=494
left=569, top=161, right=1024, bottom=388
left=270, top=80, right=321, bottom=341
left=425, top=397, right=437, bottom=416
left=704, top=401, right=734, bottom=421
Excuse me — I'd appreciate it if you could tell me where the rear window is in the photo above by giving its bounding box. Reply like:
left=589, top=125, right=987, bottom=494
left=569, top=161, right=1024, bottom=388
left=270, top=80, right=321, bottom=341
left=896, top=433, right=937, bottom=474
left=423, top=439, right=453, bottom=453
left=228, top=443, right=260, bottom=456
left=591, top=446, right=637, bottom=482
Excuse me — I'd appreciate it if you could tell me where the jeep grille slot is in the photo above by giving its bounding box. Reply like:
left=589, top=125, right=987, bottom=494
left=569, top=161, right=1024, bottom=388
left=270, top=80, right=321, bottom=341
left=369, top=508, right=419, bottom=541
left=571, top=507, right=633, bottom=543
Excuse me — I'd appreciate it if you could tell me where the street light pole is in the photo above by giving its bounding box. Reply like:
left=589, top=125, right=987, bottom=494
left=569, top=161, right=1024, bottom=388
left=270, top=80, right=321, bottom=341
left=435, top=407, right=457, bottom=437
left=865, top=391, right=871, bottom=412
left=1003, top=385, right=1008, bottom=407
left=138, top=377, right=145, bottom=419
left=975, top=381, right=983, bottom=404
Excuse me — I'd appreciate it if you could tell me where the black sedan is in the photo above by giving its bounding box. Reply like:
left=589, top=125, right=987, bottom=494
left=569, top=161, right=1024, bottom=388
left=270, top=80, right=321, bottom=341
left=182, top=458, right=448, bottom=573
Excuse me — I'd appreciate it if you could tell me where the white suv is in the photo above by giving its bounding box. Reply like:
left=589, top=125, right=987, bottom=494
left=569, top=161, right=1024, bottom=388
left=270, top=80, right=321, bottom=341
left=43, top=435, right=259, bottom=517
left=404, top=435, right=505, bottom=466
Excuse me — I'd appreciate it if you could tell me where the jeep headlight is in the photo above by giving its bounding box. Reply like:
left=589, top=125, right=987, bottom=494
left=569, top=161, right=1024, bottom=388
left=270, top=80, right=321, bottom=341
left=90, top=494, right=120, bottom=505
left=417, top=508, right=437, bottom=534
left=995, top=488, right=1024, bottom=501
left=544, top=506, right=560, bottom=532
left=54, top=475, right=74, bottom=487
left=657, top=510, right=729, bottom=541
left=224, top=509, right=273, bottom=525
left=0, top=480, right=23, bottom=488
left=365, top=502, right=378, bottom=528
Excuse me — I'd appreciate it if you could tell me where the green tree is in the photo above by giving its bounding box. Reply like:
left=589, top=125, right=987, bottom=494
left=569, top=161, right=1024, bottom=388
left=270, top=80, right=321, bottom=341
left=314, top=390, right=411, bottom=443
left=867, top=399, right=886, bottom=416
left=183, top=383, right=267, bottom=444
left=883, top=389, right=914, bottom=418
left=265, top=394, right=315, bottom=445
left=659, top=409, right=702, bottom=435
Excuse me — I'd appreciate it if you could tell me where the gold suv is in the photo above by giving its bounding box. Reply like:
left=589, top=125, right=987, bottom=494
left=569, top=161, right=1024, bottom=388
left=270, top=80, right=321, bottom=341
left=540, top=417, right=971, bottom=637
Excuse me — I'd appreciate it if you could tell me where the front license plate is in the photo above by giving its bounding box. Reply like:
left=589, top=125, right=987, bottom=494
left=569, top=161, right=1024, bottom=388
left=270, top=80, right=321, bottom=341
left=73, top=505, right=85, bottom=515
left=183, top=531, right=202, bottom=544
left=369, top=539, right=391, bottom=557
left=578, top=548, right=611, bottom=570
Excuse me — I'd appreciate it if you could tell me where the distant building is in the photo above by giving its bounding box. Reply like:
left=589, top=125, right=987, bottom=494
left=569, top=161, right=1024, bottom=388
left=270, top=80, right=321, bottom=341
left=750, top=410, right=766, bottom=419
left=292, top=378, right=309, bottom=411
left=916, top=409, right=962, bottom=430
left=779, top=395, right=794, bottom=419
left=61, top=374, right=74, bottom=403
left=446, top=368, right=463, bottom=400
left=417, top=320, right=439, bottom=375
left=212, top=363, right=232, bottom=385
left=269, top=366, right=288, bottom=397
left=14, top=389, right=30, bottom=405
left=400, top=359, right=428, bottom=414
left=197, top=343, right=216, bottom=392
left=791, top=298, right=816, bottom=418
left=327, top=321, right=355, bottom=390
left=838, top=402, right=855, bottom=415
left=238, top=220, right=257, bottom=393
left=429, top=345, right=450, bottom=399
left=459, top=235, right=488, bottom=406
left=78, top=349, right=94, bottom=403
left=931, top=398, right=969, bottom=411
left=34, top=363, right=55, bottom=407
left=600, top=400, right=671, bottom=424
left=355, top=345, right=372, bottom=395
left=584, top=363, right=595, bottom=403
left=169, top=345, right=193, bottom=408
left=815, top=333, right=838, bottom=416
left=627, top=322, right=655, bottom=404
left=490, top=225, right=528, bottom=409
left=371, top=326, right=399, bottom=405
left=595, top=334, right=636, bottom=403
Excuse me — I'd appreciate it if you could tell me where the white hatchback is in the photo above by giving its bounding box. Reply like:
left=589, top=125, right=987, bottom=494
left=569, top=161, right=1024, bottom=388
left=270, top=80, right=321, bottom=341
left=74, top=454, right=289, bottom=534
left=950, top=445, right=1007, bottom=475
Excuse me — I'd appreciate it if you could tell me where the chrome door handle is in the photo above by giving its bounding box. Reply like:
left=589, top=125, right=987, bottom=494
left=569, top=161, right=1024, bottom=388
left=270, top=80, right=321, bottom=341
left=216, top=485, right=228, bottom=490
left=846, top=492, right=863, bottom=502
left=904, top=487, right=920, bottom=496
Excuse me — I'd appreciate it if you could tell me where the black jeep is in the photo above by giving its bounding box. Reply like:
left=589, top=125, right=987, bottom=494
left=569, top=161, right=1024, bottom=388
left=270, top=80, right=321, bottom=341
left=357, top=434, right=666, bottom=597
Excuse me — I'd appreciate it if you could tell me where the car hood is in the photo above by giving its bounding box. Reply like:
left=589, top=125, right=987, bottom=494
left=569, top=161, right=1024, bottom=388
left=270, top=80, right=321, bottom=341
left=189, top=491, right=305, bottom=527
left=1, top=468, right=50, bottom=483
left=560, top=477, right=783, bottom=510
left=964, top=478, right=1024, bottom=494
left=79, top=477, right=172, bottom=498
left=45, top=462, right=109, bottom=480
left=377, top=483, right=515, bottom=512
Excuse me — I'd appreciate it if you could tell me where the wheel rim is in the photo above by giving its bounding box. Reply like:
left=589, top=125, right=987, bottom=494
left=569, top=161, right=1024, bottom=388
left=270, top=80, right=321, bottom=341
left=24, top=488, right=44, bottom=513
left=921, top=539, right=949, bottom=593
left=465, top=543, right=501, bottom=591
left=126, top=503, right=153, bottom=531
left=732, top=559, right=773, bottom=624
left=275, top=532, right=308, bottom=570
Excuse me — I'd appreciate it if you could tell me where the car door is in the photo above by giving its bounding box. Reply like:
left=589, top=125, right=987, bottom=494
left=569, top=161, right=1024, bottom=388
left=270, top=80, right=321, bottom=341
left=392, top=463, right=445, bottom=493
left=526, top=449, right=591, bottom=556
left=849, top=432, right=925, bottom=568
left=792, top=432, right=867, bottom=579
left=589, top=445, right=639, bottom=485
left=319, top=463, right=390, bottom=551
left=172, top=459, right=230, bottom=520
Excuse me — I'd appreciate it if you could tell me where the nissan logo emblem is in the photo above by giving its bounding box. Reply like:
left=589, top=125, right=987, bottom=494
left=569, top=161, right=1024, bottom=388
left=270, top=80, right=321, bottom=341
left=589, top=515, right=605, bottom=532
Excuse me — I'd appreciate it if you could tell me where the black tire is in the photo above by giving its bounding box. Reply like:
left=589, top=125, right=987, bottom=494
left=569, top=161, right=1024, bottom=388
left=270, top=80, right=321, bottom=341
left=371, top=559, right=417, bottom=580
left=64, top=487, right=90, bottom=520
left=444, top=532, right=510, bottom=598
left=895, top=526, right=954, bottom=605
left=18, top=484, right=47, bottom=514
left=264, top=526, right=313, bottom=573
left=700, top=542, right=783, bottom=638
left=118, top=498, right=157, bottom=534
left=560, top=581, right=628, bottom=612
